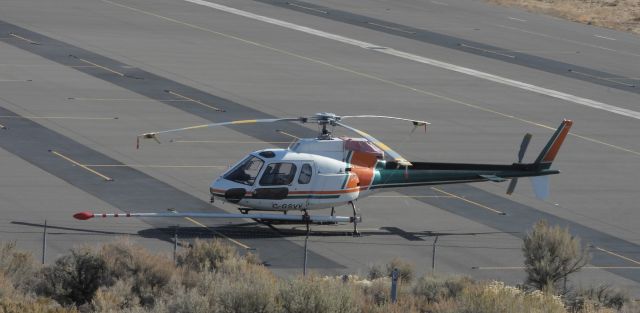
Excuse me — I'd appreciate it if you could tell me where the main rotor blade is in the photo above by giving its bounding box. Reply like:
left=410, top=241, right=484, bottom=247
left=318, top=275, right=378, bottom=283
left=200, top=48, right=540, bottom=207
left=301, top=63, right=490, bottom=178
left=518, top=133, right=533, bottom=163
left=137, top=117, right=303, bottom=147
left=340, top=115, right=429, bottom=127
left=336, top=121, right=412, bottom=167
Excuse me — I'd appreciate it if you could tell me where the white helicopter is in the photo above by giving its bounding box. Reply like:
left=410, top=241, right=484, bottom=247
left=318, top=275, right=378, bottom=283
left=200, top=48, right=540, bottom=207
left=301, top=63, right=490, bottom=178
left=74, top=113, right=572, bottom=235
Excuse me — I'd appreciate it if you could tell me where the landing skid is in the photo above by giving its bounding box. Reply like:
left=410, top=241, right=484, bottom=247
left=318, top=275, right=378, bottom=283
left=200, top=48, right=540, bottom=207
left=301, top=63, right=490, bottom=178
left=238, top=208, right=357, bottom=230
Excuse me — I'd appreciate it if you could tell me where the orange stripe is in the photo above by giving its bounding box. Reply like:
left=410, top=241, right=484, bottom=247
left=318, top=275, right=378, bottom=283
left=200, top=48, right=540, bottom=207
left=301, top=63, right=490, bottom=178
left=349, top=151, right=377, bottom=188
left=543, top=120, right=573, bottom=162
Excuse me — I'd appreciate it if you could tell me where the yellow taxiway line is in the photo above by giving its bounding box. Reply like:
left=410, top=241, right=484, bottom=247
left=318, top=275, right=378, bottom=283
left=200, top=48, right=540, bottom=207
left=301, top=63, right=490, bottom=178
left=166, top=90, right=224, bottom=112
left=276, top=130, right=300, bottom=140
left=183, top=216, right=251, bottom=249
left=172, top=140, right=291, bottom=144
left=0, top=115, right=117, bottom=120
left=431, top=187, right=506, bottom=215
left=371, top=195, right=453, bottom=198
left=69, top=97, right=190, bottom=102
left=50, top=150, right=113, bottom=181
left=85, top=164, right=226, bottom=168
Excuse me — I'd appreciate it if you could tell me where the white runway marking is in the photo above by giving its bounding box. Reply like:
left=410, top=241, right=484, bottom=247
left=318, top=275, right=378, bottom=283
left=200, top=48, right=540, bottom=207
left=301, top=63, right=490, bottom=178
left=594, top=34, right=616, bottom=41
left=184, top=0, right=640, bottom=121
left=507, top=17, right=526, bottom=22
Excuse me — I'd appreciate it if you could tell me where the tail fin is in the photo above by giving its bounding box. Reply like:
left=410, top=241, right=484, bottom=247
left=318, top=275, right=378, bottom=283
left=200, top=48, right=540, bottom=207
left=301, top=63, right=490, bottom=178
left=534, top=119, right=573, bottom=168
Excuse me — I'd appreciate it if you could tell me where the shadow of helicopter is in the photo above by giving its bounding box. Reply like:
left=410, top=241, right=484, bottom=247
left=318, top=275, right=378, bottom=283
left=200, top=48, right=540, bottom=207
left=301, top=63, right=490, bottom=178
left=12, top=220, right=519, bottom=247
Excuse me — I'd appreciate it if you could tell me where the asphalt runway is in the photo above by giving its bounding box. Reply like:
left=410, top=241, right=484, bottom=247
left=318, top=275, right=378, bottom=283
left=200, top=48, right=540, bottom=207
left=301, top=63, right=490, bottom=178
left=1, top=0, right=639, bottom=293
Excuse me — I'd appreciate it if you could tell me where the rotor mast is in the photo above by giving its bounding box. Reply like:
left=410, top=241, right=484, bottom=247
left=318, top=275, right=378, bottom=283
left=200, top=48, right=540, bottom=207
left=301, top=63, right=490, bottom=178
left=315, top=112, right=338, bottom=140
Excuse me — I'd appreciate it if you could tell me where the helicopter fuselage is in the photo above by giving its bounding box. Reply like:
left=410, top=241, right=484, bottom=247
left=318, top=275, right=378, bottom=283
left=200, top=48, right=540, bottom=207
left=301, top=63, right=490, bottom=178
left=209, top=137, right=382, bottom=211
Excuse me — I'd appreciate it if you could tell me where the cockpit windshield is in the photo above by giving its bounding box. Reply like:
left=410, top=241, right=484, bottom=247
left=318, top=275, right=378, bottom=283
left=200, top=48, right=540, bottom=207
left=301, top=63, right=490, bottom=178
left=223, top=155, right=264, bottom=185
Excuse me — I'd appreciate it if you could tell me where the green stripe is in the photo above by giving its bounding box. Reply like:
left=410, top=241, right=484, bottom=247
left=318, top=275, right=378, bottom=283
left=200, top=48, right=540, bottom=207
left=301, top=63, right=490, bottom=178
left=341, top=151, right=353, bottom=189
left=288, top=195, right=341, bottom=199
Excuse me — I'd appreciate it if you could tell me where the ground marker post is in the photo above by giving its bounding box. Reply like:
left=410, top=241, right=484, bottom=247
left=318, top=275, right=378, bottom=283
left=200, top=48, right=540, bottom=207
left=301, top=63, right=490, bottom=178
left=390, top=268, right=399, bottom=303
left=432, top=235, right=439, bottom=274
left=173, top=225, right=178, bottom=265
left=42, top=220, right=47, bottom=264
left=303, top=218, right=310, bottom=276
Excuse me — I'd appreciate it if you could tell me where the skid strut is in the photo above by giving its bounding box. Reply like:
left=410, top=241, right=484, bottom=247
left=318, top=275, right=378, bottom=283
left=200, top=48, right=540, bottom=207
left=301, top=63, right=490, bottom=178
left=349, top=201, right=360, bottom=236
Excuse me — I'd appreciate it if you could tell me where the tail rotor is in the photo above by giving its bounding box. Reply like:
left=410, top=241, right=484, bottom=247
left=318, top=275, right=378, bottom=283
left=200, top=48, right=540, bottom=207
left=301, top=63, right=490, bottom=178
left=506, top=133, right=532, bottom=195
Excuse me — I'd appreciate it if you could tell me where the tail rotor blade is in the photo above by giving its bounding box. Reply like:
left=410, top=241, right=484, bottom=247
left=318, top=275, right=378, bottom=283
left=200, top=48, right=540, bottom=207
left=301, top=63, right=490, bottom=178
left=518, top=133, right=532, bottom=163
left=506, top=178, right=518, bottom=195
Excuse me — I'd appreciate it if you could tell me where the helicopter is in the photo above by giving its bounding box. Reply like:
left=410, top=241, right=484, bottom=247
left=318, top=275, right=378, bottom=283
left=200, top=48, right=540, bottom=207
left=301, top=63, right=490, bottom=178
left=74, top=112, right=572, bottom=235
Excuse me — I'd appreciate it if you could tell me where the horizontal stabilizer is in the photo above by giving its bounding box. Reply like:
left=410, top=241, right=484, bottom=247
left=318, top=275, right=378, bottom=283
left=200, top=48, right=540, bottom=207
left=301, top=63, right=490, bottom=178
left=480, top=174, right=507, bottom=182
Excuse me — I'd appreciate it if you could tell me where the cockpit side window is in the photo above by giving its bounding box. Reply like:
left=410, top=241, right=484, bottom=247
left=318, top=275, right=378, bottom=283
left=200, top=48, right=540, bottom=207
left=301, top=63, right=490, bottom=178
left=259, top=163, right=297, bottom=186
left=298, top=163, right=312, bottom=184
left=223, top=156, right=264, bottom=185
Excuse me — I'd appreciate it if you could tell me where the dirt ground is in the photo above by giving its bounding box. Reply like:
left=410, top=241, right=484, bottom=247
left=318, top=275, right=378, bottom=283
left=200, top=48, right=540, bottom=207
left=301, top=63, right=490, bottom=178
left=488, top=0, right=640, bottom=35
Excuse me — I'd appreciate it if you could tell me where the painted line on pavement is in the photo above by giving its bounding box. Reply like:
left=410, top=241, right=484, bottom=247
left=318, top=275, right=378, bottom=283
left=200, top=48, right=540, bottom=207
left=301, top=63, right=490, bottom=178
left=183, top=216, right=252, bottom=249
left=173, top=140, right=291, bottom=144
left=595, top=246, right=640, bottom=266
left=85, top=164, right=226, bottom=168
left=50, top=150, right=114, bottom=181
left=431, top=187, right=506, bottom=215
left=287, top=2, right=327, bottom=14
left=0, top=115, right=118, bottom=120
left=165, top=89, right=225, bottom=112
left=594, top=34, right=616, bottom=41
left=9, top=32, right=40, bottom=44
left=74, top=57, right=126, bottom=77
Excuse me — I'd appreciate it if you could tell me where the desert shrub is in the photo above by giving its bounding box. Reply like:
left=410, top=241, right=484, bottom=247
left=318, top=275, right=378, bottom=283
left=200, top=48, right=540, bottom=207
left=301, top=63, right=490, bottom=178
left=451, top=281, right=566, bottom=313
left=413, top=275, right=473, bottom=304
left=523, top=220, right=589, bottom=293
left=0, top=297, right=78, bottom=313
left=99, top=240, right=174, bottom=307
left=279, top=276, right=358, bottom=313
left=367, top=264, right=385, bottom=280
left=243, top=251, right=262, bottom=266
left=565, top=285, right=629, bottom=312
left=361, top=278, right=391, bottom=306
left=385, top=258, right=414, bottom=284
left=92, top=279, right=139, bottom=312
left=177, top=239, right=237, bottom=272
left=217, top=262, right=278, bottom=313
left=39, top=248, right=109, bottom=306
left=0, top=242, right=38, bottom=292
left=166, top=286, right=212, bottom=313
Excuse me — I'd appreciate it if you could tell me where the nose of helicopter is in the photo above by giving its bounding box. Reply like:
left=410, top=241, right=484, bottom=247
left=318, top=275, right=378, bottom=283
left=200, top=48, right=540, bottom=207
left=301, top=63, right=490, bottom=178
left=209, top=179, right=247, bottom=204
left=209, top=179, right=226, bottom=201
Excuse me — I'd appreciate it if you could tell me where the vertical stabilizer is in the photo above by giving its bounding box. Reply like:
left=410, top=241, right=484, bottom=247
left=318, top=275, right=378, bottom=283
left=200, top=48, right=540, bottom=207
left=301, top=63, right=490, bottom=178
left=534, top=119, right=573, bottom=168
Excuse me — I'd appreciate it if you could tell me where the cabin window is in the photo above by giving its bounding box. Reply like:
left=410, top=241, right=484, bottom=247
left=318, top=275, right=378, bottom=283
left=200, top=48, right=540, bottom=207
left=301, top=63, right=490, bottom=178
left=260, top=163, right=297, bottom=186
left=298, top=163, right=312, bottom=184
left=223, top=156, right=264, bottom=185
